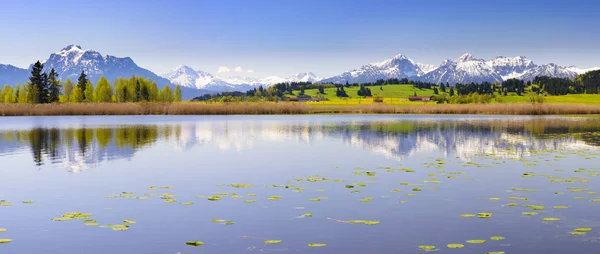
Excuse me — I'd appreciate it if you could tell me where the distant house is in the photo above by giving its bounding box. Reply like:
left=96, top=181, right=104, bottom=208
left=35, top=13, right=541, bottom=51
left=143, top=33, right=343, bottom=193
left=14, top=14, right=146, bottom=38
left=297, top=95, right=312, bottom=101
left=289, top=97, right=299, bottom=102
left=408, top=96, right=432, bottom=102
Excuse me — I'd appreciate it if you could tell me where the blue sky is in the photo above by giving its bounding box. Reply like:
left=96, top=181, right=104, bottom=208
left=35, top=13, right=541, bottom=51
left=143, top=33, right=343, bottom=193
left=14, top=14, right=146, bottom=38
left=1, top=0, right=599, bottom=78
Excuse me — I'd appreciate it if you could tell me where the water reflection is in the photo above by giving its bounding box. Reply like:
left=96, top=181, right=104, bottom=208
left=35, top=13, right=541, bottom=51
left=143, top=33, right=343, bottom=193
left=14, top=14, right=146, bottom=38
left=2, top=117, right=600, bottom=171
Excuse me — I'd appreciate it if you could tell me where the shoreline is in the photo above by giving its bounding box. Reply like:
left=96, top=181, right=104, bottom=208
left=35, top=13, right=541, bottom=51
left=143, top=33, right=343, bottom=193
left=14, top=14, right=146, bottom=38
left=2, top=102, right=600, bottom=116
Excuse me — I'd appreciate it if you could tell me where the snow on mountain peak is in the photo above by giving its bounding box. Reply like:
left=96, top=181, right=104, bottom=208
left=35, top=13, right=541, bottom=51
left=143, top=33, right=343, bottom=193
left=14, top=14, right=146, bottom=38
left=457, top=53, right=477, bottom=62
left=61, top=45, right=83, bottom=52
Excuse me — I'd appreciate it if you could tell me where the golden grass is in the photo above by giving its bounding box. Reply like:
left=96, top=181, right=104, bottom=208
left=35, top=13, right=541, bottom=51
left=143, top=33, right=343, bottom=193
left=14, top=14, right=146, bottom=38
left=3, top=102, right=600, bottom=116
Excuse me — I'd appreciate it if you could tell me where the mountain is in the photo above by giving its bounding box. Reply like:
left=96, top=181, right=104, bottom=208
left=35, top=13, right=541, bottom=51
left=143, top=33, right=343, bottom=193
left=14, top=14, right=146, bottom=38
left=0, top=64, right=29, bottom=86
left=321, top=54, right=423, bottom=84
left=287, top=72, right=323, bottom=83
left=322, top=53, right=589, bottom=84
left=34, top=45, right=198, bottom=99
left=567, top=66, right=600, bottom=75
left=417, top=63, right=436, bottom=74
left=421, top=54, right=502, bottom=84
left=486, top=56, right=536, bottom=80
left=162, top=65, right=323, bottom=94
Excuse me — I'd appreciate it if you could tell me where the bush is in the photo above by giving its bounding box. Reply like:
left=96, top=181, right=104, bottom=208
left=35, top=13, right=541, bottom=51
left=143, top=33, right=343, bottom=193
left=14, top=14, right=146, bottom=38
left=529, top=94, right=545, bottom=104
left=372, top=95, right=384, bottom=103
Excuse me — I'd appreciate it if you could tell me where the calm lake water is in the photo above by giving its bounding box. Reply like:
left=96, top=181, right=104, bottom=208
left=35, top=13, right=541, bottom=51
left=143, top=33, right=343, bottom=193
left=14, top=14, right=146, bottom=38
left=1, top=115, right=600, bottom=254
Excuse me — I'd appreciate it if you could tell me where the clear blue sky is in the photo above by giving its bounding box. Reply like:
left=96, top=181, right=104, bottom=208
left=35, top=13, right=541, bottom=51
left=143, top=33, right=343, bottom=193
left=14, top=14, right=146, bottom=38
left=1, top=0, right=599, bottom=78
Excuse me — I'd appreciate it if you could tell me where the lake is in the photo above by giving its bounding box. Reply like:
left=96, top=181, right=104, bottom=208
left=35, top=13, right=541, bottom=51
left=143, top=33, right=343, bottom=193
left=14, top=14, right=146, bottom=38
left=1, top=115, right=600, bottom=254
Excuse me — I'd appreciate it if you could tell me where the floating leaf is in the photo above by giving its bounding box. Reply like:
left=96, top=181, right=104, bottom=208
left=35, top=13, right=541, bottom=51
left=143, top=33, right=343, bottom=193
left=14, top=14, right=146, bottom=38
left=459, top=214, right=476, bottom=218
left=359, top=197, right=373, bottom=202
left=554, top=206, right=568, bottom=209
left=485, top=252, right=506, bottom=254
left=575, top=228, right=592, bottom=232
left=212, top=219, right=227, bottom=223
left=542, top=217, right=561, bottom=221
left=123, top=220, right=136, bottom=224
left=229, top=183, right=253, bottom=188
left=0, top=228, right=6, bottom=232
left=418, top=245, right=437, bottom=251
left=446, top=244, right=464, bottom=249
left=0, top=239, right=12, bottom=244
left=490, top=236, right=505, bottom=241
left=466, top=239, right=486, bottom=244
left=478, top=213, right=492, bottom=218
left=298, top=212, right=312, bottom=218
left=489, top=198, right=500, bottom=201
left=22, top=200, right=34, bottom=204
left=507, top=203, right=518, bottom=207
left=590, top=199, right=600, bottom=203
left=207, top=196, right=222, bottom=201
left=308, top=243, right=326, bottom=247
left=522, top=212, right=538, bottom=216
left=181, top=202, right=194, bottom=205
left=264, top=240, right=282, bottom=244
left=308, top=198, right=321, bottom=201
left=569, top=231, right=586, bottom=235
left=186, top=241, right=204, bottom=246
left=412, top=188, right=422, bottom=192
left=244, top=200, right=256, bottom=203
left=110, top=224, right=129, bottom=231
left=268, top=196, right=282, bottom=201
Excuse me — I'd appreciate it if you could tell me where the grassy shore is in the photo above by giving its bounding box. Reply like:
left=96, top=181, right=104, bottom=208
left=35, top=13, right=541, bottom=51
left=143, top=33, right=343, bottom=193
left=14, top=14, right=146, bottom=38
left=3, top=102, right=600, bottom=116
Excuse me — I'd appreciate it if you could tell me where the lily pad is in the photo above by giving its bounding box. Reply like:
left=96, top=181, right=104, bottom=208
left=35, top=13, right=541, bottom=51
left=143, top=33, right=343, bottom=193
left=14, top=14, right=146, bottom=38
left=574, top=228, right=592, bottom=232
left=0, top=228, right=6, bottom=232
left=264, top=240, right=282, bottom=244
left=554, top=206, right=568, bottom=209
left=181, top=202, right=194, bottom=205
left=267, top=196, right=282, bottom=201
left=446, top=244, right=464, bottom=248
left=478, top=213, right=492, bottom=218
left=123, top=220, right=136, bottom=224
left=186, top=241, right=204, bottom=246
left=542, top=217, right=561, bottom=221
left=466, top=239, right=486, bottom=244
left=490, top=236, right=505, bottom=241
left=308, top=243, right=326, bottom=247
left=522, top=212, right=538, bottom=216
left=569, top=231, right=586, bottom=235
left=459, top=214, right=477, bottom=217
left=0, top=239, right=12, bottom=244
left=22, top=200, right=35, bottom=204
left=207, top=196, right=222, bottom=201
left=418, top=245, right=437, bottom=251
left=244, top=200, right=256, bottom=203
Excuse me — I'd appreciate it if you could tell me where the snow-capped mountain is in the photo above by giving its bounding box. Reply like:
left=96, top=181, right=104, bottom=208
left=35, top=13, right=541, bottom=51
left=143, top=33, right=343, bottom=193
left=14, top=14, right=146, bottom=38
left=162, top=65, right=324, bottom=94
left=486, top=56, right=536, bottom=80
left=417, top=63, right=437, bottom=74
left=567, top=66, right=600, bottom=75
left=322, top=52, right=591, bottom=84
left=321, top=54, right=423, bottom=84
left=287, top=72, right=323, bottom=83
left=422, top=53, right=503, bottom=84
left=0, top=64, right=29, bottom=86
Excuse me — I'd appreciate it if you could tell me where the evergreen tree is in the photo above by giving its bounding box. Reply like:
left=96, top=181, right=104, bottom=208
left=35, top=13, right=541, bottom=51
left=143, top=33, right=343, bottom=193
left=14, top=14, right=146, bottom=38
left=449, top=87, right=455, bottom=96
left=318, top=85, right=325, bottom=94
left=440, top=83, right=446, bottom=92
left=77, top=70, right=88, bottom=100
left=29, top=61, right=48, bottom=103
left=414, top=91, right=417, bottom=96
left=174, top=85, right=182, bottom=102
left=47, top=68, right=61, bottom=103
left=135, top=80, right=141, bottom=102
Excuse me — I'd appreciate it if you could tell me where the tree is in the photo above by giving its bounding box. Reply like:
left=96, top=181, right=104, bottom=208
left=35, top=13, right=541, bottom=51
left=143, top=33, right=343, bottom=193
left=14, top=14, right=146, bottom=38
left=1, top=85, right=16, bottom=103
left=449, top=87, right=455, bottom=96
left=29, top=61, right=49, bottom=103
left=77, top=70, right=88, bottom=100
left=135, top=80, right=141, bottom=102
left=84, top=81, right=94, bottom=102
left=380, top=86, right=383, bottom=90
left=299, top=85, right=305, bottom=95
left=70, top=86, right=84, bottom=103
left=62, top=79, right=74, bottom=102
left=440, top=83, right=446, bottom=92
left=159, top=85, right=173, bottom=102
left=318, top=85, right=325, bottom=94
left=47, top=68, right=61, bottom=103
left=17, top=84, right=28, bottom=103
left=94, top=77, right=112, bottom=103
left=173, top=85, right=182, bottom=102
left=413, top=91, right=417, bottom=96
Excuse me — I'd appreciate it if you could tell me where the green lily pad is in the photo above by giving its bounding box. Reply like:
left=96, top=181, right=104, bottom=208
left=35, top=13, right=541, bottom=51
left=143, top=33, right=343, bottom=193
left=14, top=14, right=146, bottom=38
left=418, top=245, right=437, bottom=251
left=244, top=200, right=256, bottom=203
left=478, top=213, right=492, bottom=218
left=490, top=236, right=505, bottom=241
left=211, top=219, right=227, bottom=223
left=446, top=244, right=464, bottom=248
left=459, top=214, right=476, bottom=217
left=207, top=196, right=222, bottom=201
left=485, top=252, right=505, bottom=254
left=569, top=231, right=586, bottom=235
left=0, top=228, right=6, bottom=232
left=590, top=199, right=600, bottom=203
left=264, top=240, right=282, bottom=244
left=412, top=188, right=422, bottom=192
left=489, top=198, right=500, bottom=201
left=123, top=220, right=136, bottom=224
left=308, top=243, right=326, bottom=247
left=466, top=239, right=486, bottom=244
left=163, top=199, right=177, bottom=203
left=0, top=239, right=12, bottom=244
left=110, top=224, right=129, bottom=231
left=268, top=196, right=282, bottom=201
left=181, top=202, right=194, bottom=205
left=575, top=228, right=592, bottom=232
left=308, top=198, right=321, bottom=201
left=186, top=241, right=204, bottom=246
left=542, top=217, right=561, bottom=221
left=554, top=205, right=568, bottom=209
left=522, top=212, right=538, bottom=216
left=22, top=200, right=35, bottom=204
left=229, top=183, right=253, bottom=188
left=359, top=197, right=373, bottom=202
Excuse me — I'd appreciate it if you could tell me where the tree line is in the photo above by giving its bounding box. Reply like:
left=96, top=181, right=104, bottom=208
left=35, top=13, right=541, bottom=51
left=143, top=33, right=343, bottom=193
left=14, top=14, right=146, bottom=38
left=0, top=61, right=182, bottom=104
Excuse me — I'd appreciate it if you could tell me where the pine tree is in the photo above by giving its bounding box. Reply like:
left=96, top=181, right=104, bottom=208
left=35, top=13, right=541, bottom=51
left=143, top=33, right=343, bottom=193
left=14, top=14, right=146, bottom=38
left=77, top=70, right=88, bottom=100
left=449, top=87, right=455, bottom=96
left=135, top=80, right=141, bottom=102
left=47, top=68, right=61, bottom=103
left=174, top=85, right=182, bottom=102
left=29, top=61, right=48, bottom=103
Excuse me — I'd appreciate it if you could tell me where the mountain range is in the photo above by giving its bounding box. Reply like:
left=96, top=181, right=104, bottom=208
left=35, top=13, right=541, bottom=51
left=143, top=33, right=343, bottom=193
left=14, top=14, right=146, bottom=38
left=0, top=45, right=598, bottom=98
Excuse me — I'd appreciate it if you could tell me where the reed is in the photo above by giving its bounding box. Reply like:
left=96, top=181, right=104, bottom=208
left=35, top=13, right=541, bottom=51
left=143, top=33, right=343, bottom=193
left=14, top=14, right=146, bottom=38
left=2, top=102, right=600, bottom=116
